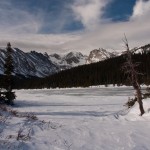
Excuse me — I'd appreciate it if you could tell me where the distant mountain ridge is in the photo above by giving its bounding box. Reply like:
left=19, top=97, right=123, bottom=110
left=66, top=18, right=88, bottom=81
left=0, top=44, right=149, bottom=77
left=0, top=48, right=89, bottom=77
left=0, top=47, right=115, bottom=77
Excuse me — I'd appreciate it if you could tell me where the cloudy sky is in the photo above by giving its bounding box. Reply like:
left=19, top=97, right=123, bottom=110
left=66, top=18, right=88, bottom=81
left=0, top=0, right=150, bottom=54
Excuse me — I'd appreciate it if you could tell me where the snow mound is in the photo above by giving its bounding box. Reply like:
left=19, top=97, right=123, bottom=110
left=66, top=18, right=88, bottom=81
left=0, top=105, right=62, bottom=150
left=123, top=98, right=150, bottom=121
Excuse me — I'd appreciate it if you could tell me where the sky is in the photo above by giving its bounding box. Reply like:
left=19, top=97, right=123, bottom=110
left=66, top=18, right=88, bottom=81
left=0, top=0, right=150, bottom=54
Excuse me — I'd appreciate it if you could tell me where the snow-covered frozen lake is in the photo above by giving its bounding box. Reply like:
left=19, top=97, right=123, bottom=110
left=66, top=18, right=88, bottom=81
left=1, top=86, right=150, bottom=150
left=15, top=87, right=134, bottom=119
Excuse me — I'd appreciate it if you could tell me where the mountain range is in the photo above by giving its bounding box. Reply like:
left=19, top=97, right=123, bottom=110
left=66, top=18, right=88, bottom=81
left=0, top=44, right=149, bottom=77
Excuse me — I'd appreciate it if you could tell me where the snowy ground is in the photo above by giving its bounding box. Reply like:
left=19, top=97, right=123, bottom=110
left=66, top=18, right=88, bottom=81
left=0, top=86, right=150, bottom=150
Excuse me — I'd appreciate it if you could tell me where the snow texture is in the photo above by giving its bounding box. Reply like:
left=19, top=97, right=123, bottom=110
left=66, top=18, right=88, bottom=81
left=0, top=86, right=150, bottom=150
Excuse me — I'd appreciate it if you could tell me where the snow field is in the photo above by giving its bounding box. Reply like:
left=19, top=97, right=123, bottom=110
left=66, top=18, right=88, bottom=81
left=0, top=86, right=150, bottom=150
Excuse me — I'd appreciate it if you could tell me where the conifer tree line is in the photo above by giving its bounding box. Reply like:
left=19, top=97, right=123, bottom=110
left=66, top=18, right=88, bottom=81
left=0, top=50, right=149, bottom=89
left=43, top=51, right=150, bottom=88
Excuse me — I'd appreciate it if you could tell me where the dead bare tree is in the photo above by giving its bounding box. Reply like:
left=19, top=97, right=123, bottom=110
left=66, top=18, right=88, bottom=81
left=122, top=35, right=145, bottom=116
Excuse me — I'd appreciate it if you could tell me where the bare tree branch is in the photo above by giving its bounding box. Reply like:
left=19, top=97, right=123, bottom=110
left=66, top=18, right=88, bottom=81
left=122, top=35, right=145, bottom=116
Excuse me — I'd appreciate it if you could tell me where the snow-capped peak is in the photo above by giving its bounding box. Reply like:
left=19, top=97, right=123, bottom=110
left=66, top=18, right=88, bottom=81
left=86, top=48, right=116, bottom=64
left=49, top=52, right=88, bottom=69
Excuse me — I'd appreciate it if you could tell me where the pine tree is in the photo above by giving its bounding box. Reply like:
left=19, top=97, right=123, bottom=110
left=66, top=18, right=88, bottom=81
left=4, top=42, right=16, bottom=105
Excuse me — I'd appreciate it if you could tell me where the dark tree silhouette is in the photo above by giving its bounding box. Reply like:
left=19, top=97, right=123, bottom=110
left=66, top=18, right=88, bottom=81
left=4, top=43, right=16, bottom=105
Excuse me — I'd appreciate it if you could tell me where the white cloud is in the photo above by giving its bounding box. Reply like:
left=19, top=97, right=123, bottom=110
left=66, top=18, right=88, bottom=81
left=0, top=0, right=42, bottom=34
left=0, top=0, right=150, bottom=55
left=71, top=0, right=110, bottom=30
left=131, top=0, right=150, bottom=19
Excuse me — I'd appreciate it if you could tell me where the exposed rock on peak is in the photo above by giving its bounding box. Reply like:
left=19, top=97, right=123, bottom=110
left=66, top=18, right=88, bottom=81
left=86, top=48, right=116, bottom=64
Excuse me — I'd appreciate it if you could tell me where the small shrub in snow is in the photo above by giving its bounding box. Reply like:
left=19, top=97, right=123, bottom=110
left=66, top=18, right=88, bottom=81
left=5, top=92, right=16, bottom=105
left=26, top=113, right=38, bottom=121
left=0, top=105, right=7, bottom=111
left=17, top=128, right=31, bottom=141
left=124, top=97, right=137, bottom=108
left=10, top=110, right=18, bottom=117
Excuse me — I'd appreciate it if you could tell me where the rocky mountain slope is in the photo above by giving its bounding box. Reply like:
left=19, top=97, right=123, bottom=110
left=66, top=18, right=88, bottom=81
left=0, top=47, right=115, bottom=77
left=1, top=44, right=149, bottom=78
left=49, top=52, right=88, bottom=70
left=86, top=48, right=116, bottom=64
left=0, top=48, right=59, bottom=77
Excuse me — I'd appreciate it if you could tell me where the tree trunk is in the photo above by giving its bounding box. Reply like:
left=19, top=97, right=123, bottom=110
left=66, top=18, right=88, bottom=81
left=132, top=77, right=145, bottom=116
left=136, top=87, right=145, bottom=116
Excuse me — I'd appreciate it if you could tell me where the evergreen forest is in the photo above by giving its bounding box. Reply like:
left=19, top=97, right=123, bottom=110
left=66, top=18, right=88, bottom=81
left=0, top=50, right=150, bottom=89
